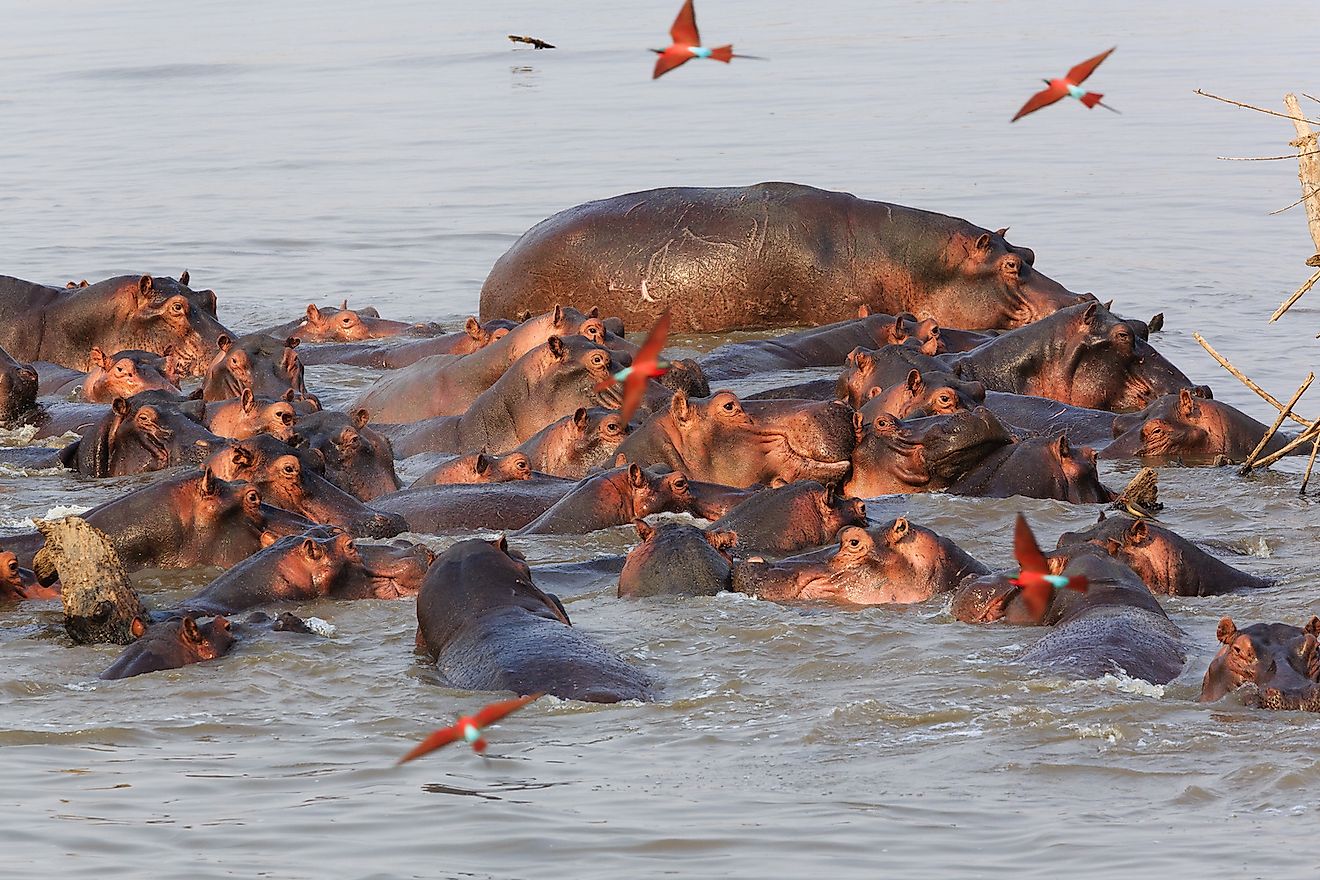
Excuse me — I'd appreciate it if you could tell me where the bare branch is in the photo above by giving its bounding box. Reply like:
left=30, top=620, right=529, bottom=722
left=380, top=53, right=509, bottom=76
left=1218, top=149, right=1320, bottom=161
left=1267, top=185, right=1320, bottom=216
left=1195, top=89, right=1320, bottom=125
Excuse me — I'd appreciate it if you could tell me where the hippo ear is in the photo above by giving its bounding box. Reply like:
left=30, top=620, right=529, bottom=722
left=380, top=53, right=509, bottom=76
left=865, top=386, right=882, bottom=401
left=1096, top=509, right=1107, bottom=523
left=552, top=304, right=565, bottom=327
left=670, top=391, right=691, bottom=424
left=475, top=453, right=492, bottom=476
left=994, top=227, right=1009, bottom=239
left=588, top=306, right=601, bottom=318
left=547, top=335, right=567, bottom=360
left=974, top=233, right=992, bottom=253
left=351, top=408, right=370, bottom=429
left=571, top=407, right=588, bottom=430
left=492, top=534, right=510, bottom=554
left=178, top=270, right=190, bottom=286
left=713, top=530, right=739, bottom=551
left=306, top=304, right=321, bottom=322
left=89, top=346, right=108, bottom=369
left=201, top=467, right=219, bottom=496
left=137, top=275, right=154, bottom=299
left=464, top=316, right=482, bottom=338
left=130, top=616, right=148, bottom=639
left=231, top=445, right=253, bottom=468
left=1127, top=518, right=1149, bottom=542
left=628, top=463, right=646, bottom=487
left=851, top=410, right=865, bottom=439
left=1305, top=616, right=1320, bottom=636
left=1216, top=617, right=1238, bottom=645
left=181, top=617, right=203, bottom=644
left=1102, top=299, right=1114, bottom=311
left=632, top=518, right=654, bottom=541
left=217, top=334, right=233, bottom=353
left=302, top=537, right=324, bottom=560
left=906, top=370, right=923, bottom=395
left=241, top=388, right=256, bottom=413
left=856, top=304, right=870, bottom=318
left=259, top=531, right=278, bottom=548
left=514, top=309, right=532, bottom=323
left=111, top=397, right=130, bottom=417
left=1178, top=388, right=1199, bottom=418
left=1055, top=434, right=1070, bottom=458
left=890, top=314, right=908, bottom=342
left=889, top=517, right=909, bottom=542
left=284, top=336, right=301, bottom=353
left=340, top=299, right=350, bottom=311
left=1082, top=302, right=1099, bottom=326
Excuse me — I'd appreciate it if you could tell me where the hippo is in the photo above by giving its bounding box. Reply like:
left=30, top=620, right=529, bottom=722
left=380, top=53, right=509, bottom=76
left=57, top=394, right=219, bottom=477
left=1200, top=617, right=1320, bottom=709
left=1056, top=512, right=1271, bottom=596
left=697, top=312, right=941, bottom=381
left=618, top=520, right=737, bottom=598
left=707, top=480, right=868, bottom=555
left=352, top=306, right=618, bottom=421
left=1104, top=389, right=1297, bottom=463
left=512, top=407, right=631, bottom=479
left=201, top=441, right=406, bottom=538
left=978, top=391, right=1121, bottom=448
left=69, top=347, right=182, bottom=403
left=950, top=550, right=1185, bottom=684
left=0, top=550, right=57, bottom=603
left=516, top=464, right=713, bottom=535
left=0, top=345, right=40, bottom=426
left=373, top=477, right=577, bottom=533
left=731, top=518, right=987, bottom=604
left=264, top=301, right=444, bottom=342
left=204, top=433, right=329, bottom=484
left=614, top=390, right=856, bottom=488
left=181, top=527, right=434, bottom=615
left=410, top=451, right=533, bottom=487
left=378, top=336, right=655, bottom=457
left=847, top=409, right=1114, bottom=503
left=479, top=182, right=1086, bottom=332
left=99, top=615, right=235, bottom=680
left=947, top=302, right=1198, bottom=412
left=294, top=408, right=401, bottom=501
left=857, top=368, right=986, bottom=420
left=202, top=334, right=307, bottom=402
left=0, top=272, right=229, bottom=376
left=5, top=469, right=315, bottom=574
left=203, top=390, right=301, bottom=443
left=416, top=537, right=654, bottom=702
left=297, top=317, right=518, bottom=368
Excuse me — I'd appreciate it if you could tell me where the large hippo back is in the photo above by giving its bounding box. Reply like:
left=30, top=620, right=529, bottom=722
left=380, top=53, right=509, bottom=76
left=479, top=182, right=1082, bottom=332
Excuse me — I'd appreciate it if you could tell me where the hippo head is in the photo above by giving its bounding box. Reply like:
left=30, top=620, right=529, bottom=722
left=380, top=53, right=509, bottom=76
left=0, top=345, right=39, bottom=424
left=861, top=368, right=986, bottom=420
left=81, top=347, right=181, bottom=404
left=295, top=302, right=422, bottom=342
left=837, top=347, right=884, bottom=408
left=474, top=451, right=533, bottom=482
left=99, top=614, right=236, bottom=680
left=100, top=273, right=228, bottom=378
left=351, top=540, right=436, bottom=599
left=451, top=316, right=512, bottom=356
left=975, top=434, right=1115, bottom=504
left=259, top=528, right=369, bottom=597
left=848, top=407, right=1012, bottom=496
left=518, top=334, right=636, bottom=417
left=202, top=334, right=306, bottom=402
left=728, top=396, right=857, bottom=487
left=178, top=469, right=317, bottom=566
left=295, top=408, right=402, bottom=502
left=208, top=389, right=301, bottom=444
left=499, top=305, right=618, bottom=364
left=66, top=394, right=217, bottom=477
left=531, top=407, right=631, bottom=477
left=941, top=228, right=1085, bottom=328
left=1105, top=389, right=1275, bottom=463
left=711, top=479, right=867, bottom=555
left=622, top=463, right=702, bottom=519
left=1032, top=301, right=1196, bottom=411
left=1058, top=512, right=1225, bottom=597
left=0, top=551, right=48, bottom=602
left=1200, top=617, right=1320, bottom=707
left=618, top=520, right=736, bottom=598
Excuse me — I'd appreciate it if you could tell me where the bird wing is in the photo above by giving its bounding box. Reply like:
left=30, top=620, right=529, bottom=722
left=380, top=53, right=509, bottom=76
left=1012, top=83, right=1066, bottom=122
left=1066, top=47, right=1115, bottom=85
left=653, top=49, right=693, bottom=79
left=620, top=370, right=650, bottom=425
left=1013, top=513, right=1050, bottom=574
left=397, top=724, right=463, bottom=764
left=473, top=693, right=543, bottom=727
left=635, top=310, right=672, bottom=371
left=670, top=0, right=700, bottom=46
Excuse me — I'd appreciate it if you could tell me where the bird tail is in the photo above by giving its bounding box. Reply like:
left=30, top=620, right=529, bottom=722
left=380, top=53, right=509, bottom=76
left=1065, top=575, right=1089, bottom=593
left=709, top=44, right=734, bottom=63
left=1080, top=91, right=1104, bottom=108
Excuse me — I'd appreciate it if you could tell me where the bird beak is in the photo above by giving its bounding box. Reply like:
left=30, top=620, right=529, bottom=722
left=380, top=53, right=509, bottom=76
left=1041, top=79, right=1051, bottom=85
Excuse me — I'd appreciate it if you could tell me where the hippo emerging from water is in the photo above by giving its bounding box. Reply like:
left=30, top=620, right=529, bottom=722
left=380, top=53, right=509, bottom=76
left=1201, top=617, right=1320, bottom=710
left=479, top=182, right=1086, bottom=332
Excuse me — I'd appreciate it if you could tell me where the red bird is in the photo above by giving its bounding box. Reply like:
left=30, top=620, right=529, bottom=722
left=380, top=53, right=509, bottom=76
left=397, top=693, right=542, bottom=763
left=1012, top=47, right=1120, bottom=122
left=652, top=0, right=754, bottom=79
left=1010, top=513, right=1088, bottom=619
left=594, top=310, right=672, bottom=425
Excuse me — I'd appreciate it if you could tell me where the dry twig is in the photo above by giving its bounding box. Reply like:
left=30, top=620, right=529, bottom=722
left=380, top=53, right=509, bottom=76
left=1240, top=372, right=1313, bottom=474
left=1193, top=333, right=1314, bottom=428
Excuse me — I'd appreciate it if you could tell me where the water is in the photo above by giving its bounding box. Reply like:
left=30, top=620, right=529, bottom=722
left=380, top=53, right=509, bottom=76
left=3, top=0, right=1320, bottom=876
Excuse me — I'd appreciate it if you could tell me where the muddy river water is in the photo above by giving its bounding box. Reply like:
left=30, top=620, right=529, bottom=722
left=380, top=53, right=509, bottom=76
left=2, top=1, right=1319, bottom=877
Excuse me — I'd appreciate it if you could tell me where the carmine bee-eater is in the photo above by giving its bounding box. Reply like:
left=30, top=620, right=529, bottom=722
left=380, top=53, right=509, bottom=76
left=1012, top=47, right=1120, bottom=122
left=397, top=693, right=543, bottom=763
left=594, top=310, right=672, bottom=425
left=652, top=0, right=757, bottom=79
left=1010, top=513, right=1089, bottom=619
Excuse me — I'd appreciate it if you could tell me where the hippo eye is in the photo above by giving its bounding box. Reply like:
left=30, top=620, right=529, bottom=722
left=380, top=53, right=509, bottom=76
left=722, top=401, right=736, bottom=412
left=282, top=463, right=297, bottom=475
left=848, top=537, right=861, bottom=548
left=1002, top=257, right=1020, bottom=276
left=341, top=316, right=355, bottom=325
left=672, top=477, right=688, bottom=490
left=591, top=353, right=607, bottom=367
left=5, top=559, right=16, bottom=573
left=245, top=490, right=261, bottom=505
left=516, top=459, right=529, bottom=471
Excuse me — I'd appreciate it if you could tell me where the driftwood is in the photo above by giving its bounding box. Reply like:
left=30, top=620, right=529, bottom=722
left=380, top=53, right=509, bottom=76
left=34, top=516, right=146, bottom=646
left=1113, top=467, right=1160, bottom=515
left=1194, top=333, right=1313, bottom=428
left=1240, top=372, right=1313, bottom=474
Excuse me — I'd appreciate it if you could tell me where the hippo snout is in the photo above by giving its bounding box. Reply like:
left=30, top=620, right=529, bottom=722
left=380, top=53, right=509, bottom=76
left=356, top=510, right=408, bottom=539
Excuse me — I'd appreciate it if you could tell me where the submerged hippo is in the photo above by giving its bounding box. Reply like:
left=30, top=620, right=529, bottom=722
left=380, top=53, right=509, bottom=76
left=732, top=519, right=987, bottom=605
left=58, top=394, right=218, bottom=477
left=294, top=409, right=402, bottom=502
left=0, top=345, right=40, bottom=426
left=99, top=615, right=235, bottom=680
left=618, top=520, right=737, bottom=598
left=708, top=480, right=868, bottom=555
left=0, top=272, right=229, bottom=376
left=857, top=368, right=987, bottom=420
left=951, top=550, right=1185, bottom=685
left=947, top=301, right=1198, bottom=412
left=372, top=477, right=577, bottom=534
left=516, top=464, right=714, bottom=535
left=1104, top=389, right=1298, bottom=463
left=297, top=317, right=520, bottom=368
left=265, top=302, right=444, bottom=342
left=203, top=390, right=302, bottom=443
left=202, top=334, right=308, bottom=402
left=615, top=391, right=856, bottom=488
left=411, top=451, right=533, bottom=487
left=513, top=407, right=631, bottom=479
left=416, top=537, right=654, bottom=702
left=74, top=347, right=182, bottom=403
left=1056, top=512, right=1271, bottom=596
left=479, top=182, right=1085, bottom=332
left=1201, top=617, right=1320, bottom=710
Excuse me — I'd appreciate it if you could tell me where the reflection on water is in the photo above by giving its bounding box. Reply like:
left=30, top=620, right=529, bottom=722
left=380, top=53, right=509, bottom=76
left=2, top=0, right=1320, bottom=877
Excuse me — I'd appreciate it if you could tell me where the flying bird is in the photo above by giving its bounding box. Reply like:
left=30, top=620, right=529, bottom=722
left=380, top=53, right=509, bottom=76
left=1010, top=513, right=1088, bottom=618
left=1012, top=47, right=1120, bottom=122
left=652, top=0, right=756, bottom=79
left=595, top=310, right=672, bottom=425
left=397, top=693, right=543, bottom=763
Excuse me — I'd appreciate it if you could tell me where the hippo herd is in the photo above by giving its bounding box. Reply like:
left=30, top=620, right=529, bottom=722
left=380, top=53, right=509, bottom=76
left=2, top=182, right=1316, bottom=713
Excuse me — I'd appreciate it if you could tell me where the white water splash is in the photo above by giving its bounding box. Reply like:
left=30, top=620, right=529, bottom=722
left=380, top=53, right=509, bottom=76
left=302, top=617, right=337, bottom=637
